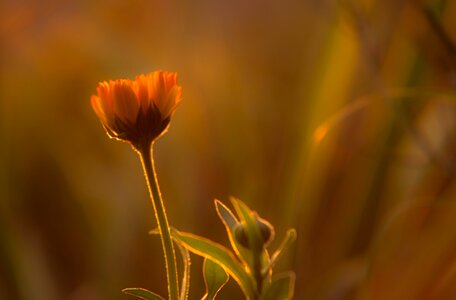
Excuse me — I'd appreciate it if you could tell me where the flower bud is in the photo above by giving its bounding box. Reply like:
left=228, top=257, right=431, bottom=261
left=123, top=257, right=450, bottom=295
left=234, top=223, right=250, bottom=248
left=257, top=217, right=275, bottom=247
left=233, top=216, right=275, bottom=249
left=91, top=71, right=182, bottom=148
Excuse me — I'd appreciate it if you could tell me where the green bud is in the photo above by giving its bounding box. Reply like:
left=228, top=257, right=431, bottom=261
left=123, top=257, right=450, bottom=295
left=234, top=216, right=275, bottom=249
left=234, top=223, right=250, bottom=248
left=256, top=216, right=275, bottom=247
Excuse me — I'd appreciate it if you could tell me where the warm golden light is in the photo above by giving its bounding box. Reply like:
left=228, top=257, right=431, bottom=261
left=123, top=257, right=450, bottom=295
left=313, top=126, right=328, bottom=143
left=5, top=1, right=456, bottom=299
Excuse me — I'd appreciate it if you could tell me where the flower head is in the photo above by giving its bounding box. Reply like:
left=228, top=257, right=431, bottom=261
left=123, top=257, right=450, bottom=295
left=91, top=71, right=182, bottom=148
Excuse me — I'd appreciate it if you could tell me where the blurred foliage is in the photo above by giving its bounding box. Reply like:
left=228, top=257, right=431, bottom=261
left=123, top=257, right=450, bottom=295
left=2, top=0, right=456, bottom=299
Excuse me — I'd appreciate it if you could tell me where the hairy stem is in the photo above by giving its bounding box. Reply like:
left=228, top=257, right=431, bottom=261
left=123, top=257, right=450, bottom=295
left=138, top=143, right=179, bottom=300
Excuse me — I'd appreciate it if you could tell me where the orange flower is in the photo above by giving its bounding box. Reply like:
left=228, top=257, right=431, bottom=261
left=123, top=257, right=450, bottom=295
left=91, top=71, right=182, bottom=147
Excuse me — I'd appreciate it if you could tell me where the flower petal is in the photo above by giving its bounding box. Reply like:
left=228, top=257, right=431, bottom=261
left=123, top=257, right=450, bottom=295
left=91, top=95, right=109, bottom=125
left=135, top=74, right=150, bottom=111
left=112, top=80, right=139, bottom=123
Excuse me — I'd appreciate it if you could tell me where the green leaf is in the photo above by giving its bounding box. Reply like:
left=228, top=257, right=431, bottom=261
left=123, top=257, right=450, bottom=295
left=215, top=199, right=239, bottom=229
left=171, top=229, right=255, bottom=299
left=122, top=288, right=165, bottom=300
left=261, top=272, right=295, bottom=300
left=202, top=258, right=229, bottom=300
left=262, top=229, right=297, bottom=275
left=215, top=199, right=253, bottom=267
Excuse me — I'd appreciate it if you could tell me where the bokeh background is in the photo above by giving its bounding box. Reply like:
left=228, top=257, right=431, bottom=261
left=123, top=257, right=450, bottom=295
left=2, top=0, right=456, bottom=299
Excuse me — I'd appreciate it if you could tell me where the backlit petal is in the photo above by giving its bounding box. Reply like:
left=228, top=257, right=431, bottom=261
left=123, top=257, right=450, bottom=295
left=112, top=81, right=139, bottom=123
left=90, top=70, right=182, bottom=145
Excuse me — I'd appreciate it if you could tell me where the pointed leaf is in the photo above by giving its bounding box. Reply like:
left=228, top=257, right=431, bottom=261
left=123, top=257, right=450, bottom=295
left=215, top=199, right=253, bottom=267
left=263, top=229, right=297, bottom=275
left=122, top=288, right=165, bottom=300
left=261, top=272, right=295, bottom=300
left=215, top=199, right=239, bottom=229
left=171, top=229, right=255, bottom=299
left=202, top=258, right=229, bottom=300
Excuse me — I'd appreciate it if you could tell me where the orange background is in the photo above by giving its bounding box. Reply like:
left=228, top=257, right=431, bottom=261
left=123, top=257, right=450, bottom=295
left=2, top=0, right=456, bottom=299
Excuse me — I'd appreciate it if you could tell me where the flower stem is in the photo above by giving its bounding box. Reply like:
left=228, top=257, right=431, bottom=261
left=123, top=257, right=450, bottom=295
left=138, top=144, right=179, bottom=300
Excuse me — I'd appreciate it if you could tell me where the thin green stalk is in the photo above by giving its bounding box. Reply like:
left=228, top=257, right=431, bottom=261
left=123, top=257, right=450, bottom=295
left=138, top=143, right=179, bottom=300
left=253, top=255, right=262, bottom=299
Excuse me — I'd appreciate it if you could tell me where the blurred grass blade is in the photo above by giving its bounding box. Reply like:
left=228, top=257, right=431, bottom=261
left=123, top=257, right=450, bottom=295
left=215, top=199, right=253, bottom=267
left=171, top=228, right=255, bottom=299
left=122, top=288, right=165, bottom=300
left=177, top=242, right=191, bottom=300
left=149, top=227, right=159, bottom=235
left=262, top=229, right=297, bottom=275
left=261, top=272, right=295, bottom=300
left=202, top=258, right=229, bottom=300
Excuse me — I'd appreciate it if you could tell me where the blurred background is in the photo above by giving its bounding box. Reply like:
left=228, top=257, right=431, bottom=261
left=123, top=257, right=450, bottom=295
left=2, top=0, right=456, bottom=299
